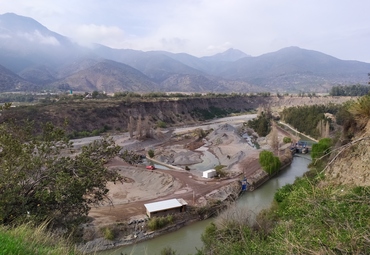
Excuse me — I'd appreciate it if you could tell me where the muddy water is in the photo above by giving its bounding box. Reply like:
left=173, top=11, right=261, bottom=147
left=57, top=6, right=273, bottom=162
left=99, top=156, right=311, bottom=255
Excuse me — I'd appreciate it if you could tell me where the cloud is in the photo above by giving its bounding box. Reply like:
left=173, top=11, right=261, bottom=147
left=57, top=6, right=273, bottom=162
left=63, top=24, right=126, bottom=48
left=18, top=30, right=60, bottom=46
left=0, top=34, right=11, bottom=39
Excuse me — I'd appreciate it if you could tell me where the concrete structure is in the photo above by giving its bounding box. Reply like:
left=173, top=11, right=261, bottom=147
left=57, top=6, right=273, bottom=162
left=203, top=169, right=217, bottom=178
left=144, top=198, right=188, bottom=218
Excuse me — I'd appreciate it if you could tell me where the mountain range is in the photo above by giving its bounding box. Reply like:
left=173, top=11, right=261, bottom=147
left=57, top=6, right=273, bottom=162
left=1, top=13, right=369, bottom=93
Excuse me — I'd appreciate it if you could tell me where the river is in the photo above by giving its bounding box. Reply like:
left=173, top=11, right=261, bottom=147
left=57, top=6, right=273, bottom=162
left=99, top=155, right=311, bottom=255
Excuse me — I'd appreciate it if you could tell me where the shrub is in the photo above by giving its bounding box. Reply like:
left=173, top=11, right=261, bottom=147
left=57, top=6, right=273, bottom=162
left=215, top=165, right=227, bottom=178
left=157, top=121, right=167, bottom=128
left=148, top=149, right=155, bottom=158
left=311, top=138, right=332, bottom=160
left=283, top=137, right=292, bottom=143
left=160, top=246, right=177, bottom=255
left=147, top=216, right=174, bottom=231
left=101, top=227, right=115, bottom=240
left=349, top=94, right=370, bottom=129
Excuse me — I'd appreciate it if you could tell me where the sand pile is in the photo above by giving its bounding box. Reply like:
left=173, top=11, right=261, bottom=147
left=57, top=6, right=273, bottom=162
left=105, top=166, right=182, bottom=204
left=206, top=124, right=259, bottom=173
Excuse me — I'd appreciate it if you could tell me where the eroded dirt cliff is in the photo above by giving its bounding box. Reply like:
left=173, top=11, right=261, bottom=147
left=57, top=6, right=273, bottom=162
left=324, top=120, right=370, bottom=187
left=1, top=96, right=355, bottom=134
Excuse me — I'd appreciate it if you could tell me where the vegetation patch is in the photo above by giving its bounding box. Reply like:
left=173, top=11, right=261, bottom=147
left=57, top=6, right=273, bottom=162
left=0, top=223, right=79, bottom=255
left=259, top=150, right=281, bottom=175
left=191, top=106, right=233, bottom=120
left=147, top=215, right=174, bottom=231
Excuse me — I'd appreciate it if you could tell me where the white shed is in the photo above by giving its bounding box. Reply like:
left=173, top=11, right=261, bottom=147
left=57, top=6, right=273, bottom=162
left=144, top=198, right=188, bottom=218
left=203, top=169, right=216, bottom=178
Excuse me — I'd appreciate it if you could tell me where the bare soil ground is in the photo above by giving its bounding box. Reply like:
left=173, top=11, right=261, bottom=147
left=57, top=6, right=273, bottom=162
left=87, top=117, right=292, bottom=228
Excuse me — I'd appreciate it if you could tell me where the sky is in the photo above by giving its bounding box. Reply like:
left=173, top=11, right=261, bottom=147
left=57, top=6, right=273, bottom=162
left=1, top=0, right=370, bottom=62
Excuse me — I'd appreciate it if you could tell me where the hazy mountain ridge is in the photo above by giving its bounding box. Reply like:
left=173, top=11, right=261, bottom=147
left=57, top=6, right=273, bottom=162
left=1, top=13, right=370, bottom=93
left=0, top=64, right=35, bottom=92
left=50, top=60, right=159, bottom=93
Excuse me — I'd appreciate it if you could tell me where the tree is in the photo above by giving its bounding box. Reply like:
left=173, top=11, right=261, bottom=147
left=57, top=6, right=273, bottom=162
left=92, top=90, right=99, bottom=99
left=128, top=115, right=134, bottom=138
left=0, top=121, right=122, bottom=230
left=269, top=123, right=279, bottom=152
left=136, top=115, right=143, bottom=139
left=259, top=150, right=281, bottom=175
left=143, top=115, right=152, bottom=138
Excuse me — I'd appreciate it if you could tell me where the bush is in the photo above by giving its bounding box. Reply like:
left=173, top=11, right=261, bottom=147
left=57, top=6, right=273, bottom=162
left=157, top=121, right=167, bottom=128
left=101, top=227, right=115, bottom=240
left=148, top=149, right=155, bottom=158
left=147, top=216, right=174, bottom=231
left=215, top=165, right=227, bottom=178
left=283, top=137, right=292, bottom=143
left=160, top=246, right=177, bottom=255
left=311, top=138, right=332, bottom=160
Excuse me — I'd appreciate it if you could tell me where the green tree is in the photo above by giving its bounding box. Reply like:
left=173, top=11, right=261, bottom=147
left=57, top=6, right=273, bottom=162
left=148, top=149, right=155, bottom=158
left=259, top=150, right=281, bottom=175
left=0, top=121, right=122, bottom=230
left=92, top=90, right=99, bottom=99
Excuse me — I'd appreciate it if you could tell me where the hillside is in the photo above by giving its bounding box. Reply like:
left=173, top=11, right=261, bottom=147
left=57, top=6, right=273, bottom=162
left=50, top=60, right=159, bottom=93
left=0, top=64, right=35, bottom=92
left=1, top=13, right=370, bottom=93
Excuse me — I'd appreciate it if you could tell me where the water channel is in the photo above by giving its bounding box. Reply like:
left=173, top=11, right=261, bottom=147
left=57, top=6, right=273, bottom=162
left=100, top=155, right=311, bottom=255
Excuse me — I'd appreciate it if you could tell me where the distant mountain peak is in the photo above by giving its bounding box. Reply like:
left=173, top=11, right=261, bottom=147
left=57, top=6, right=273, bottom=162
left=202, top=48, right=250, bottom=62
left=0, top=12, right=48, bottom=32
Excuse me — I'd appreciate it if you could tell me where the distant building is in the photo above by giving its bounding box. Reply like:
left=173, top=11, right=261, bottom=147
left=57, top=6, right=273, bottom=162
left=203, top=169, right=216, bottom=178
left=144, top=198, right=188, bottom=218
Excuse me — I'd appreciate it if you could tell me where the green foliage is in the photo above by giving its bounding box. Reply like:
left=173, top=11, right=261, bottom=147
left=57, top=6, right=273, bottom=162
left=0, top=121, right=122, bottom=232
left=0, top=93, right=36, bottom=103
left=282, top=137, right=292, bottom=143
left=0, top=223, right=80, bottom=255
left=113, top=91, right=142, bottom=100
left=157, top=120, right=167, bottom=128
left=281, top=104, right=339, bottom=139
left=194, top=128, right=207, bottom=139
left=148, top=149, right=155, bottom=158
left=120, top=150, right=142, bottom=165
left=274, top=184, right=293, bottom=203
left=247, top=112, right=270, bottom=136
left=349, top=94, right=370, bottom=129
left=311, top=138, right=332, bottom=160
left=68, top=126, right=108, bottom=139
left=329, top=84, right=370, bottom=96
left=214, top=165, right=227, bottom=178
left=101, top=227, right=115, bottom=241
left=160, top=246, right=177, bottom=255
left=147, top=215, right=174, bottom=231
left=259, top=150, right=281, bottom=175
left=191, top=106, right=232, bottom=120
left=199, top=171, right=370, bottom=255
